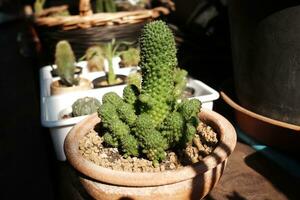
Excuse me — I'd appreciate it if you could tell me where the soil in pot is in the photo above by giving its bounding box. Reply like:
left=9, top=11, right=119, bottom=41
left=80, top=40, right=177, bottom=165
left=78, top=121, right=218, bottom=172
left=92, top=74, right=127, bottom=88
left=50, top=78, right=92, bottom=95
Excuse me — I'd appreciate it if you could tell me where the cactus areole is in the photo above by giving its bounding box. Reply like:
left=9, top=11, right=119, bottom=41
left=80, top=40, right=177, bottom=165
left=98, top=20, right=202, bottom=165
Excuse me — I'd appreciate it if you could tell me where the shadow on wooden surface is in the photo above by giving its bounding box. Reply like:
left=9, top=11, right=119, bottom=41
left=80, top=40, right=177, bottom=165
left=245, top=151, right=300, bottom=200
left=205, top=141, right=300, bottom=200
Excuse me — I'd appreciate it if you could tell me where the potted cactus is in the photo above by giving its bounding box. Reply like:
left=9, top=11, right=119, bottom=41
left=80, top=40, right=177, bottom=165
left=50, top=40, right=92, bottom=95
left=84, top=46, right=105, bottom=72
left=92, top=39, right=130, bottom=88
left=64, top=21, right=236, bottom=199
left=60, top=97, right=101, bottom=119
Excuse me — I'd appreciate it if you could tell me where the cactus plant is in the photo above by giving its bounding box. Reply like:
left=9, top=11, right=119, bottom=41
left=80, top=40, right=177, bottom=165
left=34, top=0, right=46, bottom=14
left=101, top=39, right=132, bottom=85
left=102, top=39, right=118, bottom=85
left=120, top=47, right=140, bottom=67
left=85, top=46, right=105, bottom=72
left=55, top=40, right=77, bottom=86
left=95, top=0, right=117, bottom=13
left=72, top=97, right=101, bottom=117
left=97, top=20, right=202, bottom=165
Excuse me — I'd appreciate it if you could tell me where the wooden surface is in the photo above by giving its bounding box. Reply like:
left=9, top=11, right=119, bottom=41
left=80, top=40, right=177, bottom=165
left=56, top=141, right=300, bottom=200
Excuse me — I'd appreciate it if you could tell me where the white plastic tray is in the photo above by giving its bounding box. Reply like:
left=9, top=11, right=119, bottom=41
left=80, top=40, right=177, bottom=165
left=39, top=62, right=219, bottom=161
left=186, top=77, right=219, bottom=110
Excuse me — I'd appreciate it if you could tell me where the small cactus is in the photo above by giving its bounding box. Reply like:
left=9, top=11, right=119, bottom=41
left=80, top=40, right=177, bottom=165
left=120, top=47, right=140, bottom=67
left=55, top=40, right=77, bottom=86
left=34, top=0, right=46, bottom=14
left=72, top=97, right=101, bottom=117
left=101, top=39, right=122, bottom=85
left=85, top=46, right=105, bottom=72
left=95, top=0, right=117, bottom=13
left=97, top=21, right=202, bottom=165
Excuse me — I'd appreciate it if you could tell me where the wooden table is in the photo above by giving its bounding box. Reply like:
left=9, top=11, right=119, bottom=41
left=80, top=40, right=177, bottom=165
left=56, top=141, right=300, bottom=200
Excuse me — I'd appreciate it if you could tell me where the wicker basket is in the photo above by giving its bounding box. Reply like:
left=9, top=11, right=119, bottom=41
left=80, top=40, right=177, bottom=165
left=34, top=0, right=171, bottom=64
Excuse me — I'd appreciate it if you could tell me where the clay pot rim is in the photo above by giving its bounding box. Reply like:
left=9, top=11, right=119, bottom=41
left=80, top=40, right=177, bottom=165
left=220, top=91, right=300, bottom=131
left=64, top=108, right=237, bottom=187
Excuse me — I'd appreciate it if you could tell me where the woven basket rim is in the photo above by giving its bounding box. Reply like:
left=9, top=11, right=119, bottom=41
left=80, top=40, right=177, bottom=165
left=34, top=5, right=170, bottom=30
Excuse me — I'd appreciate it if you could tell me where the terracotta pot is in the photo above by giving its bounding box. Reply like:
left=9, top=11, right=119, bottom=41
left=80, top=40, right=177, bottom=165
left=220, top=90, right=300, bottom=153
left=50, top=78, right=92, bottom=95
left=64, top=108, right=237, bottom=200
left=64, top=109, right=236, bottom=200
left=92, top=74, right=127, bottom=89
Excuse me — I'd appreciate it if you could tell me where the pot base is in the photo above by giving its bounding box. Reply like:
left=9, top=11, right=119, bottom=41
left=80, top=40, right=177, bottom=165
left=79, top=161, right=226, bottom=200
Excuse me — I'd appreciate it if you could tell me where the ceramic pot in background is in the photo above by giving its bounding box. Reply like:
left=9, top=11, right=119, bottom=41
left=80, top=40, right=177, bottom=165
left=228, top=0, right=300, bottom=125
left=220, top=87, right=300, bottom=154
